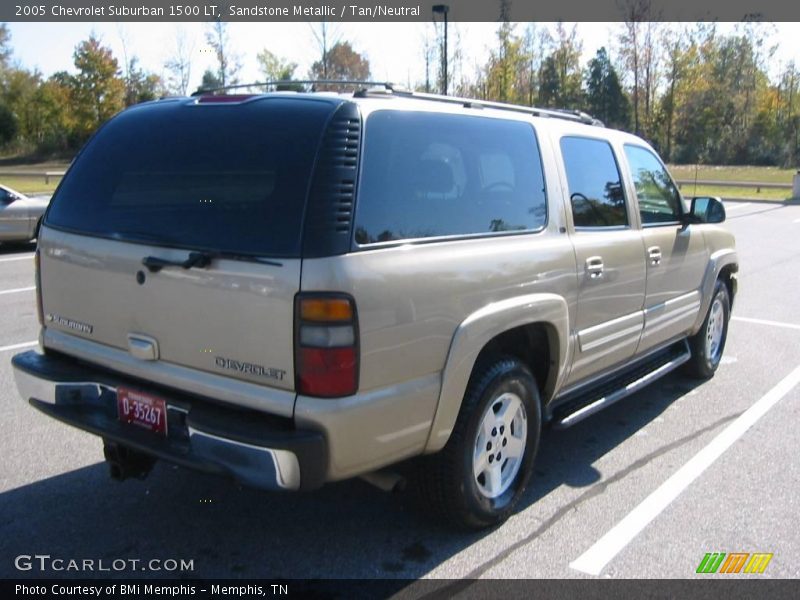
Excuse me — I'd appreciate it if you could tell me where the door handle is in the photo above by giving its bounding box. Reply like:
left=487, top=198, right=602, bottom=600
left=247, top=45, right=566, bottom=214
left=585, top=256, right=604, bottom=279
left=648, top=246, right=662, bottom=266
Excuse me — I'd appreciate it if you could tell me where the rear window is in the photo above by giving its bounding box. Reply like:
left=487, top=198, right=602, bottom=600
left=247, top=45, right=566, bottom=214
left=46, top=98, right=334, bottom=257
left=354, top=111, right=547, bottom=244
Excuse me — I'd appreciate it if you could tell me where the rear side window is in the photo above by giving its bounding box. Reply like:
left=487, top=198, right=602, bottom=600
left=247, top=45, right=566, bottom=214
left=623, top=144, right=683, bottom=224
left=46, top=98, right=334, bottom=257
left=561, top=136, right=628, bottom=228
left=354, top=111, right=546, bottom=244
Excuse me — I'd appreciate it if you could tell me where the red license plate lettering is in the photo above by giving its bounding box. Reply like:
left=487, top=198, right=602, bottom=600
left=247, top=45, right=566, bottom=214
left=117, top=387, right=168, bottom=436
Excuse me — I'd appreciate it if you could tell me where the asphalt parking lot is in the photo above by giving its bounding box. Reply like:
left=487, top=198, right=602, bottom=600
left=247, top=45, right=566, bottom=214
left=1, top=200, right=799, bottom=582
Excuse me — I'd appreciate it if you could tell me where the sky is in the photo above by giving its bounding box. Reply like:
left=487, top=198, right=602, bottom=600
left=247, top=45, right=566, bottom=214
left=4, top=21, right=800, bottom=93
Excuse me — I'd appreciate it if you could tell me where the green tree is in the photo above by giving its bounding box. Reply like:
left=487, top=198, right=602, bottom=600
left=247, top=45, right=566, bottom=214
left=196, top=69, right=221, bottom=94
left=69, top=35, right=125, bottom=142
left=309, top=41, right=370, bottom=89
left=0, top=103, right=17, bottom=146
left=585, top=47, right=630, bottom=130
left=123, top=57, right=162, bottom=106
left=537, top=23, right=583, bottom=109
left=537, top=56, right=560, bottom=108
left=2, top=68, right=42, bottom=148
left=484, top=20, right=527, bottom=104
left=657, top=28, right=692, bottom=161
left=667, top=23, right=779, bottom=165
left=34, top=77, right=74, bottom=151
left=0, top=23, right=11, bottom=72
left=256, top=49, right=302, bottom=90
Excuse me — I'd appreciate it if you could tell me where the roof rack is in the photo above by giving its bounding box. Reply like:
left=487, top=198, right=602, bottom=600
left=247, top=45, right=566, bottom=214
left=190, top=79, right=603, bottom=127
left=386, top=89, right=604, bottom=126
left=191, top=80, right=398, bottom=96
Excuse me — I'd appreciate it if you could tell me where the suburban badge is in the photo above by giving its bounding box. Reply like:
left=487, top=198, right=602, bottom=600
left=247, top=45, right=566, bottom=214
left=46, top=314, right=94, bottom=335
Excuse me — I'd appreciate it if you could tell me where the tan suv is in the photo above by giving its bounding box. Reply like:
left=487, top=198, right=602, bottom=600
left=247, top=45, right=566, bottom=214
left=12, top=83, right=737, bottom=529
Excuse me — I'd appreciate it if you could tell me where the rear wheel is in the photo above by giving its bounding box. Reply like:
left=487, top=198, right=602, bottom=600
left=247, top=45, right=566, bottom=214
left=416, top=357, right=541, bottom=529
left=686, top=279, right=730, bottom=378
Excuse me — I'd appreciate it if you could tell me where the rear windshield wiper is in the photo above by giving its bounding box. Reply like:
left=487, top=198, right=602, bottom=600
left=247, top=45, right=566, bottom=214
left=142, top=250, right=283, bottom=273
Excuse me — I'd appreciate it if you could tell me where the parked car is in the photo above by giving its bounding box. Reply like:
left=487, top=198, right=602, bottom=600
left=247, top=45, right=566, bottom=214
left=11, top=84, right=737, bottom=529
left=0, top=184, right=48, bottom=243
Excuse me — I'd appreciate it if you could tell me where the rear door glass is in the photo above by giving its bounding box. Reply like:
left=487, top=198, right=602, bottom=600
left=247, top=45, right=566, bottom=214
left=560, top=136, right=628, bottom=228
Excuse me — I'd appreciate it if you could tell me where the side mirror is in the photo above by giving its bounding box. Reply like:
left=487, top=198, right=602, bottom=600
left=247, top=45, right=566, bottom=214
left=688, top=196, right=726, bottom=224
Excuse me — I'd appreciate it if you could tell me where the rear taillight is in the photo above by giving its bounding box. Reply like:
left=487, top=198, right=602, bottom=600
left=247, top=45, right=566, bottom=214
left=295, top=294, right=358, bottom=398
left=34, top=249, right=43, bottom=325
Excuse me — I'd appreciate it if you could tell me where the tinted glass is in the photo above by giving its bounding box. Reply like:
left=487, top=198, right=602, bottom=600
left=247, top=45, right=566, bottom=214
left=354, top=111, right=546, bottom=244
left=624, top=144, right=682, bottom=224
left=0, top=189, right=11, bottom=205
left=46, top=98, right=333, bottom=257
left=561, top=137, right=628, bottom=228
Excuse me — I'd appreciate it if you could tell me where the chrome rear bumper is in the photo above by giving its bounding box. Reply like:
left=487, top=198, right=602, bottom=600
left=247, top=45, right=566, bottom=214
left=12, top=350, right=327, bottom=491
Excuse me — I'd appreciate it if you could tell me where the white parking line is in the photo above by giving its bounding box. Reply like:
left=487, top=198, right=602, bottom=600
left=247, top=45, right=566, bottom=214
left=570, top=363, right=800, bottom=576
left=723, top=202, right=751, bottom=211
left=0, top=286, right=35, bottom=296
left=0, top=340, right=37, bottom=353
left=0, top=254, right=34, bottom=263
left=732, top=316, right=800, bottom=331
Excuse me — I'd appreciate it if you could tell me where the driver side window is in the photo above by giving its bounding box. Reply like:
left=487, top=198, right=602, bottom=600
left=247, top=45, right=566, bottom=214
left=0, top=189, right=12, bottom=205
left=624, top=144, right=683, bottom=225
left=560, top=136, right=628, bottom=228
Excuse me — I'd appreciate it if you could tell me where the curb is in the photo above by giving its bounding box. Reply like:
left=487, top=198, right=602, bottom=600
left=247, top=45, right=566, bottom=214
left=721, top=197, right=800, bottom=206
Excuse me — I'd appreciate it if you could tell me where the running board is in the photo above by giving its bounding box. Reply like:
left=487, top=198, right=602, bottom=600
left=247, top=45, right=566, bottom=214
left=551, top=340, right=691, bottom=429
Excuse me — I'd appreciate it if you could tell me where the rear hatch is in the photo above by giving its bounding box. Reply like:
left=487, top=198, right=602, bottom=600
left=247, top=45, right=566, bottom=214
left=39, top=96, right=341, bottom=395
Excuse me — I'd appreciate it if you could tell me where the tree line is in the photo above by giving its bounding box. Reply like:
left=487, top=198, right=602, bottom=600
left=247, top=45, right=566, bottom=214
left=0, top=18, right=798, bottom=168
left=463, top=20, right=799, bottom=167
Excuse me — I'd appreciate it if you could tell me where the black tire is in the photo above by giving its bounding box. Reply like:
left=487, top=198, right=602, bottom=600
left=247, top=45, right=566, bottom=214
left=416, top=357, right=542, bottom=530
left=686, top=279, right=731, bottom=379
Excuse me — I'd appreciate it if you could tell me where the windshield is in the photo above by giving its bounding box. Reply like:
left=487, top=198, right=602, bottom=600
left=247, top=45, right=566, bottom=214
left=45, top=98, right=334, bottom=257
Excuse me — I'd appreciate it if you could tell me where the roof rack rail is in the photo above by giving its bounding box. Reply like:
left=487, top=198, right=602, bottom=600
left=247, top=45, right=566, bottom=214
left=190, top=80, right=603, bottom=127
left=385, top=89, right=604, bottom=126
left=191, top=80, right=399, bottom=96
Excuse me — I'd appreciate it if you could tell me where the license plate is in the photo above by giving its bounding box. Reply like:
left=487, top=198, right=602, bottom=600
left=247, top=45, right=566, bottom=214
left=117, top=387, right=168, bottom=436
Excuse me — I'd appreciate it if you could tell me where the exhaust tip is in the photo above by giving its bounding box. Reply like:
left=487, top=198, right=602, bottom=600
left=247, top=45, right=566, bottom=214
left=103, top=440, right=156, bottom=482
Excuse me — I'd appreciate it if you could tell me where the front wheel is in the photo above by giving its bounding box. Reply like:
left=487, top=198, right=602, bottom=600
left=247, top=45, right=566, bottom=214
left=686, top=279, right=731, bottom=379
left=416, top=357, right=541, bottom=530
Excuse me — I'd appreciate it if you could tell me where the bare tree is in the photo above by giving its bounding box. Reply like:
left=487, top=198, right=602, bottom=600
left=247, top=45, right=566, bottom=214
left=308, top=21, right=341, bottom=80
left=618, top=0, right=661, bottom=137
left=116, top=24, right=131, bottom=85
left=420, top=24, right=435, bottom=92
left=206, top=21, right=241, bottom=88
left=164, top=27, right=195, bottom=96
left=449, top=25, right=466, bottom=96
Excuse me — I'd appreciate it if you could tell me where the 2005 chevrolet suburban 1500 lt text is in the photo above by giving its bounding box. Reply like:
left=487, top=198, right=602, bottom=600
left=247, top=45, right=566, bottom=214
left=12, top=83, right=737, bottom=529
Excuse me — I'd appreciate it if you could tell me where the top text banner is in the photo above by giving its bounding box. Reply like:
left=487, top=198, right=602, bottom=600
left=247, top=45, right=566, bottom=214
left=4, top=0, right=800, bottom=22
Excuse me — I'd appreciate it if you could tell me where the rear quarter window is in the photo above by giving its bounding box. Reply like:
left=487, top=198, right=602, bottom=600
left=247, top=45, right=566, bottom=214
left=354, top=111, right=547, bottom=244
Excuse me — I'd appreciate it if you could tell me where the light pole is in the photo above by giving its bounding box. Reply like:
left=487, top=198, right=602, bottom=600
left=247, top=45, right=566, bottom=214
left=432, top=4, right=449, bottom=95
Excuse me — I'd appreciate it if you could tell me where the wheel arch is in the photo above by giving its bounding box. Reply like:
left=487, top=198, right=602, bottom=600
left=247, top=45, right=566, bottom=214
left=691, top=249, right=738, bottom=334
left=423, top=293, right=571, bottom=454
